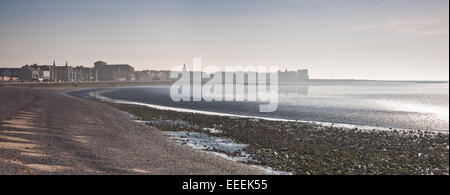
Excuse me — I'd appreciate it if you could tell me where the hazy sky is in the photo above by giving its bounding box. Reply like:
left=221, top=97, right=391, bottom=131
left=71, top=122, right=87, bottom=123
left=0, top=0, right=448, bottom=80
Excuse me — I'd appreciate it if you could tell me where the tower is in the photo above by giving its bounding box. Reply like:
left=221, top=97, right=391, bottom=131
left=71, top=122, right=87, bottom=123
left=52, top=60, right=56, bottom=82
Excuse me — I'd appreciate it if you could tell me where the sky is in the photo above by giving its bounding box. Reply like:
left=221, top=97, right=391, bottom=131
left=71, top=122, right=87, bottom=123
left=0, top=0, right=448, bottom=80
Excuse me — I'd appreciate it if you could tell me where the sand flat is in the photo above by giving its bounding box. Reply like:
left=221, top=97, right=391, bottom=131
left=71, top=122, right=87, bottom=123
left=0, top=87, right=265, bottom=175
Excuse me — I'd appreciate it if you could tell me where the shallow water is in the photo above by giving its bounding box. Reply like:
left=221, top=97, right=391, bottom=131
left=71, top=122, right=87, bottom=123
left=67, top=81, right=449, bottom=132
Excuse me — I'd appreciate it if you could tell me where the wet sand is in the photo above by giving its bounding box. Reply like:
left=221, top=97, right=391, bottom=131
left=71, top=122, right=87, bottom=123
left=0, top=87, right=265, bottom=174
left=114, top=104, right=449, bottom=175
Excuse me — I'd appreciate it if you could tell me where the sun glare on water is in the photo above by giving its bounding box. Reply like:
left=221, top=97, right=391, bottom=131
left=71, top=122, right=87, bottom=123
left=377, top=100, right=449, bottom=121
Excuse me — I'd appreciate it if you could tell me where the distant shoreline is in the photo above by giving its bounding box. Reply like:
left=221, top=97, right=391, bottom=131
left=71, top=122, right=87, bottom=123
left=308, top=79, right=449, bottom=84
left=1, top=79, right=448, bottom=89
left=0, top=80, right=174, bottom=89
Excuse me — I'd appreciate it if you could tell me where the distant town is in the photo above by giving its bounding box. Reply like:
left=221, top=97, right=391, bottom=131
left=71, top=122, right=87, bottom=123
left=0, top=61, right=309, bottom=83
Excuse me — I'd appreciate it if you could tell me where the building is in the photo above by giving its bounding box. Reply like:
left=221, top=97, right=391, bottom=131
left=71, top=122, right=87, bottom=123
left=279, top=69, right=298, bottom=83
left=74, top=66, right=94, bottom=81
left=5, top=61, right=312, bottom=84
left=135, top=70, right=151, bottom=81
left=278, top=68, right=310, bottom=83
left=4, top=60, right=140, bottom=82
left=39, top=63, right=57, bottom=82
left=151, top=70, right=171, bottom=81
left=55, top=62, right=75, bottom=82
left=0, top=68, right=21, bottom=81
left=16, top=61, right=95, bottom=82
left=20, top=64, right=41, bottom=82
left=94, top=61, right=135, bottom=81
left=298, top=69, right=309, bottom=81
left=137, top=64, right=191, bottom=82
left=19, top=63, right=59, bottom=82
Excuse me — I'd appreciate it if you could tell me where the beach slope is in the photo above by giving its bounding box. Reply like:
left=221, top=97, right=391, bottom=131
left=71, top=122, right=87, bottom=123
left=0, top=87, right=264, bottom=174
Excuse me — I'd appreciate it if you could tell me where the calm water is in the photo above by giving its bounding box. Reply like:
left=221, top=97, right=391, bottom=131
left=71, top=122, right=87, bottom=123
left=69, top=81, right=449, bottom=132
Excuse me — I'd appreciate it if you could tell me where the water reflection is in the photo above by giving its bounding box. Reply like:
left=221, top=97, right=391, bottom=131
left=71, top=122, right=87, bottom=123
left=69, top=82, right=449, bottom=132
left=279, top=85, right=309, bottom=96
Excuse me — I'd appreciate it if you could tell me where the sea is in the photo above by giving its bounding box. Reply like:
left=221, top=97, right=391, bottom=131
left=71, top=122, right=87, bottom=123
left=67, top=80, right=449, bottom=132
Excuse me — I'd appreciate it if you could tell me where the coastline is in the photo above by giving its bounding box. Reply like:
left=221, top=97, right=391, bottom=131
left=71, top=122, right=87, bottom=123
left=0, top=87, right=266, bottom=174
left=66, top=86, right=449, bottom=134
left=62, top=86, right=449, bottom=175
left=65, top=84, right=449, bottom=133
left=111, top=103, right=449, bottom=175
left=2, top=84, right=449, bottom=175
